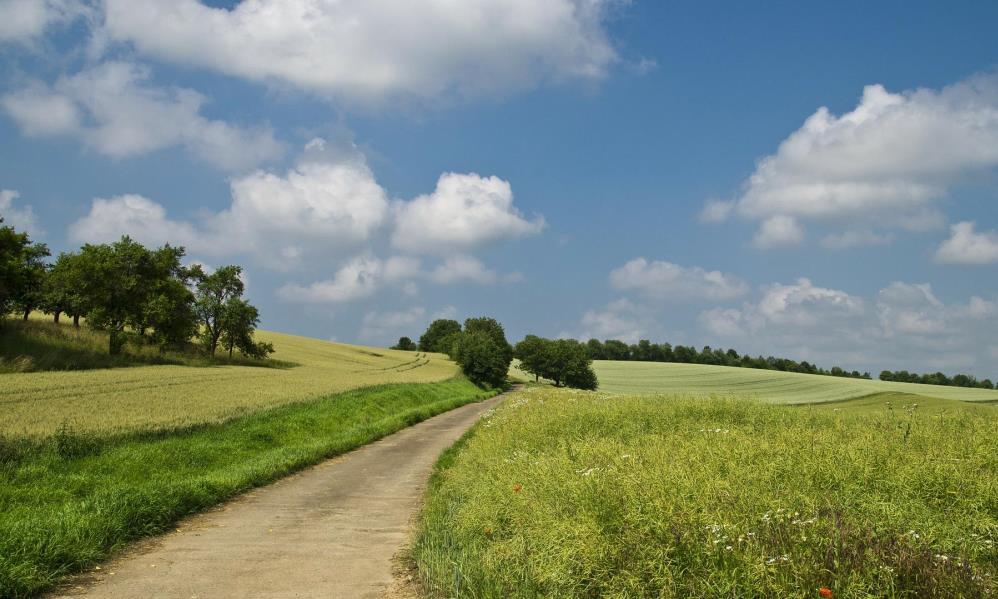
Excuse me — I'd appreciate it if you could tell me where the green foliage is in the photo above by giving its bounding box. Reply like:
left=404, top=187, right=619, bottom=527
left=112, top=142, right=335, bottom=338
left=0, top=218, right=49, bottom=319
left=392, top=336, right=417, bottom=351
left=0, top=378, right=496, bottom=597
left=880, top=368, right=996, bottom=389
left=414, top=387, right=998, bottom=598
left=192, top=264, right=246, bottom=356
left=418, top=319, right=462, bottom=352
left=454, top=330, right=510, bottom=388
left=514, top=335, right=598, bottom=390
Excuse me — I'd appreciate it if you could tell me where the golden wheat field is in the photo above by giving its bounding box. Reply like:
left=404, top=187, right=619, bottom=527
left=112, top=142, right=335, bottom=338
left=0, top=330, right=458, bottom=437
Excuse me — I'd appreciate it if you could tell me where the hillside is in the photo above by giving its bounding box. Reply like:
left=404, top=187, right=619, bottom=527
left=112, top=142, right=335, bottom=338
left=1, top=326, right=458, bottom=437
left=593, top=360, right=998, bottom=405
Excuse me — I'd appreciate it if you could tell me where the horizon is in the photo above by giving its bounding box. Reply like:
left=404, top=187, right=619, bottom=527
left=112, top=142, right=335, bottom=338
left=3, top=0, right=998, bottom=378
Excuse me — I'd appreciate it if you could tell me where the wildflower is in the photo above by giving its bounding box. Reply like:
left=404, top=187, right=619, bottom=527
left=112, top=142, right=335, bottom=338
left=513, top=484, right=522, bottom=493
left=484, top=527, right=493, bottom=536
left=818, top=588, right=833, bottom=598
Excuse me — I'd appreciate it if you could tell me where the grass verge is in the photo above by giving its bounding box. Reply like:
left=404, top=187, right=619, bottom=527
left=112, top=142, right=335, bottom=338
left=413, top=387, right=998, bottom=598
left=0, top=377, right=496, bottom=598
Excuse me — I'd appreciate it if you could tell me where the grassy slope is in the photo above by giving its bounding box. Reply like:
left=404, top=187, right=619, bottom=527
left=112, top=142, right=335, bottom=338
left=594, top=360, right=998, bottom=404
left=414, top=387, right=998, bottom=598
left=1, top=323, right=458, bottom=437
left=0, top=378, right=497, bottom=598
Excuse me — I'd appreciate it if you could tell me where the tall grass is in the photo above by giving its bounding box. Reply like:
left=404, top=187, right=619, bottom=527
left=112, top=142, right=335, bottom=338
left=0, top=378, right=497, bottom=598
left=414, top=387, right=998, bottom=597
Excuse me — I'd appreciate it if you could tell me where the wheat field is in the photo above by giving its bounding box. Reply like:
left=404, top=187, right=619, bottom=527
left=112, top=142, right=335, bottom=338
left=0, top=330, right=458, bottom=437
left=592, top=361, right=998, bottom=405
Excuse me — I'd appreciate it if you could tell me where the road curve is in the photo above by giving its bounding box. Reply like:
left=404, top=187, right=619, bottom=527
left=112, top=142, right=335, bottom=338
left=52, top=393, right=506, bottom=599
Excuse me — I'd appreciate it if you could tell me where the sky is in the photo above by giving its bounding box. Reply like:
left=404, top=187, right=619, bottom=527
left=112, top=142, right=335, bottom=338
left=2, top=0, right=998, bottom=378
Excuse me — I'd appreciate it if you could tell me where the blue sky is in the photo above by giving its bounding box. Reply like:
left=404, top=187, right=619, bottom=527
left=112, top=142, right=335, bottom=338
left=2, top=0, right=998, bottom=377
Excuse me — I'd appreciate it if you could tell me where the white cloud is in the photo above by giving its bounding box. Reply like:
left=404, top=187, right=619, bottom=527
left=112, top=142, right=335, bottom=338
left=694, top=278, right=998, bottom=375
left=277, top=256, right=390, bottom=303
left=752, top=215, right=804, bottom=248
left=101, top=0, right=621, bottom=103
left=69, top=139, right=389, bottom=268
left=0, top=0, right=88, bottom=42
left=68, top=193, right=203, bottom=250
left=935, top=221, right=998, bottom=265
left=359, top=306, right=427, bottom=344
left=0, top=189, right=39, bottom=234
left=392, top=172, right=544, bottom=254
left=429, top=256, right=503, bottom=285
left=1, top=61, right=284, bottom=170
left=699, top=199, right=734, bottom=223
left=577, top=299, right=646, bottom=343
left=609, top=258, right=747, bottom=301
left=708, top=75, right=998, bottom=248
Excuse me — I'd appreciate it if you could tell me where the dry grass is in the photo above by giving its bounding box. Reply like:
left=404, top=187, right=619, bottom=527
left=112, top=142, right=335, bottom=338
left=1, top=328, right=458, bottom=437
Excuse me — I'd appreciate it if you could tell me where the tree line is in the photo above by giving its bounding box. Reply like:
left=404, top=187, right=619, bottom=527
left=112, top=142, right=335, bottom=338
left=1, top=217, right=271, bottom=358
left=879, top=370, right=994, bottom=390
left=396, top=321, right=599, bottom=391
left=581, top=338, right=873, bottom=380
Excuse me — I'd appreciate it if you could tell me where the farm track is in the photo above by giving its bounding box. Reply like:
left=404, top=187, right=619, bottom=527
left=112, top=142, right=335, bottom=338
left=51, top=392, right=507, bottom=599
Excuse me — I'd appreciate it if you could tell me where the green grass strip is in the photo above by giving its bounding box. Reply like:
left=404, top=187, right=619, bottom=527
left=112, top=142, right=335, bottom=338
left=0, top=377, right=496, bottom=598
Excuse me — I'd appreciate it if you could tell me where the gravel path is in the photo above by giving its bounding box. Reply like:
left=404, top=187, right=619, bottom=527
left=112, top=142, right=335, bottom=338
left=52, top=394, right=505, bottom=599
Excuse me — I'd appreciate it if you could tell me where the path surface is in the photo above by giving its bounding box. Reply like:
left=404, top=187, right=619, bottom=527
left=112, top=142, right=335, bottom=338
left=52, top=394, right=505, bottom=599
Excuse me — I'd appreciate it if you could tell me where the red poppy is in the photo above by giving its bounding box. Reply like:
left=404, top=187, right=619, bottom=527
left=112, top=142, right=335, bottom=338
left=513, top=484, right=522, bottom=493
left=818, top=588, right=833, bottom=598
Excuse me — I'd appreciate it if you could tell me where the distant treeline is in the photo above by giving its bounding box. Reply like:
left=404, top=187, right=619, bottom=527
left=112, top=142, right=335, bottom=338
left=582, top=338, right=873, bottom=380
left=879, top=370, right=994, bottom=390
left=1, top=214, right=270, bottom=359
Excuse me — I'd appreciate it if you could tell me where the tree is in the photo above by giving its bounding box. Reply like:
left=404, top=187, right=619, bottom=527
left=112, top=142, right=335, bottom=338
left=514, top=334, right=548, bottom=381
left=418, top=319, right=462, bottom=353
left=454, top=330, right=509, bottom=388
left=76, top=237, right=169, bottom=354
left=219, top=298, right=272, bottom=359
left=392, top=336, right=417, bottom=351
left=464, top=316, right=513, bottom=364
left=42, top=252, right=89, bottom=325
left=0, top=218, right=49, bottom=320
left=540, top=339, right=598, bottom=389
left=585, top=338, right=605, bottom=360
left=192, top=265, right=245, bottom=356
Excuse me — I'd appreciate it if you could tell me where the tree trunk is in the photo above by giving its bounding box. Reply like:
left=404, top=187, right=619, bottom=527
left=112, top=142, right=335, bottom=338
left=228, top=344, right=233, bottom=358
left=53, top=311, right=61, bottom=324
left=73, top=314, right=80, bottom=327
left=23, top=309, right=30, bottom=321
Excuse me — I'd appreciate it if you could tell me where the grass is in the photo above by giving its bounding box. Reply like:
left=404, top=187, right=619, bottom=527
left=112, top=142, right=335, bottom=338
left=413, top=386, right=998, bottom=598
left=0, top=317, right=294, bottom=373
left=1, top=320, right=458, bottom=437
left=593, top=360, right=998, bottom=405
left=0, top=377, right=497, bottom=598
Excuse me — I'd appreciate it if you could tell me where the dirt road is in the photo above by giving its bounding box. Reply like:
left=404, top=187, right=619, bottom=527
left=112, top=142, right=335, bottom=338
left=53, top=394, right=505, bottom=599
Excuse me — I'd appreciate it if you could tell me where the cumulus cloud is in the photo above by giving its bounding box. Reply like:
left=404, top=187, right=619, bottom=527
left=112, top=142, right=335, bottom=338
left=68, top=193, right=203, bottom=250
left=707, top=75, right=998, bottom=248
left=935, top=221, right=998, bottom=265
left=276, top=256, right=411, bottom=303
left=820, top=229, right=895, bottom=250
left=0, top=189, right=40, bottom=234
left=694, top=278, right=998, bottom=375
left=392, top=173, right=544, bottom=254
left=609, top=258, right=747, bottom=301
left=0, top=0, right=88, bottom=42
left=428, top=256, right=521, bottom=285
left=101, top=0, right=621, bottom=102
left=358, top=306, right=427, bottom=344
left=1, top=61, right=284, bottom=170
left=69, top=139, right=389, bottom=268
left=576, top=299, right=647, bottom=343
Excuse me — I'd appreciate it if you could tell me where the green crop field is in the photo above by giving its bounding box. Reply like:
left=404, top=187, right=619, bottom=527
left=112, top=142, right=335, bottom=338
left=1, top=327, right=458, bottom=437
left=593, top=360, right=998, bottom=405
left=414, top=386, right=998, bottom=597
